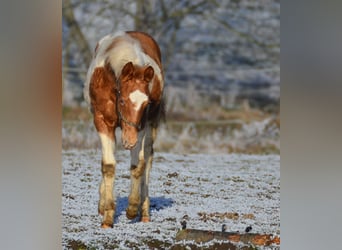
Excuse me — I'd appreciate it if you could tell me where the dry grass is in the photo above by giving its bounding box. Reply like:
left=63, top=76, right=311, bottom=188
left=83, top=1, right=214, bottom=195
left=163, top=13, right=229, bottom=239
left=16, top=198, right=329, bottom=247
left=62, top=106, right=280, bottom=154
left=62, top=106, right=92, bottom=121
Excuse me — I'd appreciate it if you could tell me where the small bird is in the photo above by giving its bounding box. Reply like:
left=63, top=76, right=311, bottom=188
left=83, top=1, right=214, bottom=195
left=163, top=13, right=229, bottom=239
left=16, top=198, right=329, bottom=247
left=181, top=220, right=187, bottom=230
left=245, top=226, right=252, bottom=233
left=222, top=224, right=227, bottom=232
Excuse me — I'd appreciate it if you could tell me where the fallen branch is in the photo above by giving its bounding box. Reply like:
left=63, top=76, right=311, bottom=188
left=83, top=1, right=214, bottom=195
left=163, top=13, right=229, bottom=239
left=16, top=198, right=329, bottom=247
left=175, top=228, right=280, bottom=246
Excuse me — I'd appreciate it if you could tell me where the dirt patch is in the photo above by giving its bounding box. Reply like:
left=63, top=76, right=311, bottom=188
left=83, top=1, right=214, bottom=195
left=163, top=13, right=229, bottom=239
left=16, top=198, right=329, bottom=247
left=167, top=172, right=179, bottom=178
left=198, top=212, right=256, bottom=222
left=66, top=240, right=88, bottom=250
left=170, top=241, right=256, bottom=250
left=67, top=238, right=262, bottom=250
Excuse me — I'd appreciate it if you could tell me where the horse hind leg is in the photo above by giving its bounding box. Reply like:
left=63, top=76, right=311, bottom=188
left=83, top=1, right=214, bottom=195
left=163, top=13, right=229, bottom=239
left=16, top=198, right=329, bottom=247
left=140, top=154, right=153, bottom=222
left=126, top=138, right=145, bottom=220
left=140, top=126, right=156, bottom=222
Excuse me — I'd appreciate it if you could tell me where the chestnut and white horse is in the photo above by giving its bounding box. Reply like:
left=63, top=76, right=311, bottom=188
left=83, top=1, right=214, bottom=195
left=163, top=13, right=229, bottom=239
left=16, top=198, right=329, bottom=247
left=84, top=31, right=165, bottom=228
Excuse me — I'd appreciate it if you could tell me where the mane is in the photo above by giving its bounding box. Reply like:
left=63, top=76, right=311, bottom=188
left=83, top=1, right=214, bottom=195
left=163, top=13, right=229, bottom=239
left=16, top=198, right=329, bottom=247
left=105, top=33, right=163, bottom=92
left=84, top=31, right=163, bottom=105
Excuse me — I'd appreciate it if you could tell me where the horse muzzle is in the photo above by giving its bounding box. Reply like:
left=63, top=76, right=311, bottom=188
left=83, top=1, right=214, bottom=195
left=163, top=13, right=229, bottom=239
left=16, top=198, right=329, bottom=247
left=122, top=139, right=137, bottom=150
left=122, top=127, right=138, bottom=149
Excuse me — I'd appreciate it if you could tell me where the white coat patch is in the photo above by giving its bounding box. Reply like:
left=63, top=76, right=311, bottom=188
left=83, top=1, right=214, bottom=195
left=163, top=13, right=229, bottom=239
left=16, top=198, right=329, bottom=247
left=129, top=90, right=148, bottom=111
left=98, top=133, right=115, bottom=165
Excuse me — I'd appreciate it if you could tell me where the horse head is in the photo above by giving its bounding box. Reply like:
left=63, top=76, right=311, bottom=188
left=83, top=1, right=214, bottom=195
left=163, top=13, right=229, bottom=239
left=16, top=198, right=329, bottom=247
left=117, top=61, right=154, bottom=149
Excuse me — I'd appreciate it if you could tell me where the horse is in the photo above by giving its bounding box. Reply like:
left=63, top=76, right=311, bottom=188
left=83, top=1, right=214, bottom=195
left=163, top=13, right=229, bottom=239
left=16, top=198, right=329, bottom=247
left=83, top=31, right=165, bottom=228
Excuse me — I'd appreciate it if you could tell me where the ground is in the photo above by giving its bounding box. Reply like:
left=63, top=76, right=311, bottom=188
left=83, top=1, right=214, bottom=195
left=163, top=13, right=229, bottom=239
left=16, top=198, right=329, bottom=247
left=62, top=149, right=280, bottom=249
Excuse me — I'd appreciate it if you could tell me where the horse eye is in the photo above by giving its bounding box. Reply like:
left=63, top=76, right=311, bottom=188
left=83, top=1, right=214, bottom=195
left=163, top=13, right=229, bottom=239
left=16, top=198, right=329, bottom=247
left=120, top=99, right=125, bottom=106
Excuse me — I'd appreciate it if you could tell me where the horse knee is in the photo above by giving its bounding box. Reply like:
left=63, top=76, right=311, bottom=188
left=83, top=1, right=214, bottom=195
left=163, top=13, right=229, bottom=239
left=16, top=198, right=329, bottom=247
left=130, top=163, right=145, bottom=179
left=102, top=163, right=115, bottom=177
left=104, top=200, right=115, bottom=211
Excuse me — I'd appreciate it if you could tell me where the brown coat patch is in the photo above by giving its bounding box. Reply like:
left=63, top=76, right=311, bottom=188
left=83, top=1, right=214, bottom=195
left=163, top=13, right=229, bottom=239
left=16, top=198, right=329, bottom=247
left=89, top=62, right=118, bottom=137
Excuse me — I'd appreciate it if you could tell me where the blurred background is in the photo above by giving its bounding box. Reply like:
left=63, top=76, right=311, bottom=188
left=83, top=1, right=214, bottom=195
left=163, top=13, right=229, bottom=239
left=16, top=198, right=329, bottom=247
left=62, top=0, right=280, bottom=154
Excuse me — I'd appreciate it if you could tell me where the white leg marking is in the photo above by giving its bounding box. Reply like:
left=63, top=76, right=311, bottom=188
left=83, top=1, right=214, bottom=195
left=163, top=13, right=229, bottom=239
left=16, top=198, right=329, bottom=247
left=139, top=135, right=146, bottom=160
left=99, top=133, right=116, bottom=165
left=141, top=155, right=153, bottom=219
left=129, top=90, right=148, bottom=111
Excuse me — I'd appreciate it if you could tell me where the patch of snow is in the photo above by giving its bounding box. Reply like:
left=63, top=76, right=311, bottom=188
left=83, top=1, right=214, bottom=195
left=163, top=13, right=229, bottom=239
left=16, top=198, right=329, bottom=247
left=62, top=149, right=280, bottom=249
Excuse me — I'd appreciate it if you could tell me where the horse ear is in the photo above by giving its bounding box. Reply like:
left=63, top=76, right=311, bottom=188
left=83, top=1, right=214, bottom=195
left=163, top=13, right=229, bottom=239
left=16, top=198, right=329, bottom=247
left=144, top=66, right=154, bottom=82
left=121, top=62, right=134, bottom=79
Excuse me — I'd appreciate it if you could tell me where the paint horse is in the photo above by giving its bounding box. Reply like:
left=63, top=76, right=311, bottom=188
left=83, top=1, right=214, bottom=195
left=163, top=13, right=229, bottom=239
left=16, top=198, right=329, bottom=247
left=84, top=31, right=165, bottom=228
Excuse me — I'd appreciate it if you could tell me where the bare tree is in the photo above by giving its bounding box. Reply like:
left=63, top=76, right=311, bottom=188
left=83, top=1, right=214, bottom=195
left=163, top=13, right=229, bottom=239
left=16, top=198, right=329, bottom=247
left=63, top=0, right=92, bottom=71
left=62, top=0, right=279, bottom=107
left=62, top=0, right=219, bottom=76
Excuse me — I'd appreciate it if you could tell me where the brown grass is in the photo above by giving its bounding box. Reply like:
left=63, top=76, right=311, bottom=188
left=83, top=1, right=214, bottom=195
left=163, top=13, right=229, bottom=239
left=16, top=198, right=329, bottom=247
left=62, top=106, right=92, bottom=121
left=62, top=105, right=280, bottom=154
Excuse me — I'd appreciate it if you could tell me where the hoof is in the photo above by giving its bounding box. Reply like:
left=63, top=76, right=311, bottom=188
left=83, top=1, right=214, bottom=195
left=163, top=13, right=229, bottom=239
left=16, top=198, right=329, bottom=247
left=126, top=207, right=138, bottom=220
left=101, top=223, right=113, bottom=229
left=126, top=211, right=138, bottom=220
left=141, top=217, right=150, bottom=223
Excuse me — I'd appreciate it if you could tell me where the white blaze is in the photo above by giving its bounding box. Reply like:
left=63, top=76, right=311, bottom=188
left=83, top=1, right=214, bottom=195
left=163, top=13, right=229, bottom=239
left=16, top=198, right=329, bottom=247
left=129, top=90, right=148, bottom=111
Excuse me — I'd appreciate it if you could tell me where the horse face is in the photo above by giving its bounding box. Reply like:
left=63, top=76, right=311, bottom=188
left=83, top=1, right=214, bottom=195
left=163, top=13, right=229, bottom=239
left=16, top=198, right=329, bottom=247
left=119, top=62, right=154, bottom=149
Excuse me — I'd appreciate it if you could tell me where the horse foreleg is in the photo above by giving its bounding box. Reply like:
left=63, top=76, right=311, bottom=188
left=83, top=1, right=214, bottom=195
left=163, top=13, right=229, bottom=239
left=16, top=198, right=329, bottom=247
left=140, top=154, right=152, bottom=222
left=127, top=126, right=155, bottom=222
left=126, top=133, right=146, bottom=220
left=126, top=141, right=144, bottom=220
left=98, top=132, right=116, bottom=228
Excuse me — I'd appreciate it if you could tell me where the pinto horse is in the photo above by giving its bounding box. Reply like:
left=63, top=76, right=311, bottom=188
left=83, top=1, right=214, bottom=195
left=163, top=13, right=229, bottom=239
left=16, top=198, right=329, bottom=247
left=84, top=31, right=165, bottom=228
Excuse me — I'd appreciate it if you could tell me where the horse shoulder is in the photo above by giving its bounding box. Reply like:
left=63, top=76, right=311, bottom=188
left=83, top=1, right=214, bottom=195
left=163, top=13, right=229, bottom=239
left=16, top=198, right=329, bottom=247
left=89, top=64, right=118, bottom=128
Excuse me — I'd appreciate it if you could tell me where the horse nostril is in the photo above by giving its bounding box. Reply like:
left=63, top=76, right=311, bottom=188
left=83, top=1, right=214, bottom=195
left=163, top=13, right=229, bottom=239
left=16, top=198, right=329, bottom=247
left=122, top=140, right=133, bottom=149
left=122, top=136, right=137, bottom=149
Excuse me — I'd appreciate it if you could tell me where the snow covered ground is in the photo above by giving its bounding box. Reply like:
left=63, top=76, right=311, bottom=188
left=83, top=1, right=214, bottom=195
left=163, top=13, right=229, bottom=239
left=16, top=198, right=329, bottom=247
left=62, top=149, right=280, bottom=249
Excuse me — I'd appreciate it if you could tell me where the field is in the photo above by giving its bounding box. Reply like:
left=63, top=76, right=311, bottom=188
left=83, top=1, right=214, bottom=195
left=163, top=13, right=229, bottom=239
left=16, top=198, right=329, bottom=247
left=62, top=149, right=280, bottom=249
left=62, top=1, right=280, bottom=247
